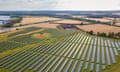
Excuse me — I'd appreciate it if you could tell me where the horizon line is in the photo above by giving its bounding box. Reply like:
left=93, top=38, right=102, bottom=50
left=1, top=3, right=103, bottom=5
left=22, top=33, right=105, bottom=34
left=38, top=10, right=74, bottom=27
left=0, top=9, right=120, bottom=12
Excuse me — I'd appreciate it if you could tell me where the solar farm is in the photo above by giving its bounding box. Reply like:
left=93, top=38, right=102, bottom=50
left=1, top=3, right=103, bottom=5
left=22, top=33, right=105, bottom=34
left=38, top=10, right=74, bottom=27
left=0, top=27, right=120, bottom=72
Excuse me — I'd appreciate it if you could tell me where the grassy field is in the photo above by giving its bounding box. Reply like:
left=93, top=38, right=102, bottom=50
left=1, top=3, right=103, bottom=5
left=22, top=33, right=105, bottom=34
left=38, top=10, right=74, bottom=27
left=0, top=27, right=120, bottom=72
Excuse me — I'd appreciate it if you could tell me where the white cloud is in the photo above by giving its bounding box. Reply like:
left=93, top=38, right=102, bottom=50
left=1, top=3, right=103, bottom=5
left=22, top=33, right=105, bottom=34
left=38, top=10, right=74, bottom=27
left=55, top=0, right=120, bottom=10
left=0, top=0, right=120, bottom=10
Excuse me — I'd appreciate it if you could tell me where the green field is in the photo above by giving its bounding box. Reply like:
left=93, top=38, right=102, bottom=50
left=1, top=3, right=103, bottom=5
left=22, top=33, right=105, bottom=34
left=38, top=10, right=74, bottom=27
left=0, top=27, right=120, bottom=72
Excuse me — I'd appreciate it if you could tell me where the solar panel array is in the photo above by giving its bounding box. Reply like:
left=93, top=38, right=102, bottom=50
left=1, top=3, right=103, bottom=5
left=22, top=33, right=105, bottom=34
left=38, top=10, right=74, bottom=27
left=0, top=31, right=120, bottom=72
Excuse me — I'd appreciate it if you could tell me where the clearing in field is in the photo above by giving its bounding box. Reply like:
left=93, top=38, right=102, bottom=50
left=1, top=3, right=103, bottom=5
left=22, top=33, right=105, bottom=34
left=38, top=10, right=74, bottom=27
left=32, top=33, right=51, bottom=39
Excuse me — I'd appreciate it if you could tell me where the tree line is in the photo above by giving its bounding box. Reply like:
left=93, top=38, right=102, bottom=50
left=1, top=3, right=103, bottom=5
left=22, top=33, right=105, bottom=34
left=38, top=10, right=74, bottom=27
left=87, top=30, right=120, bottom=39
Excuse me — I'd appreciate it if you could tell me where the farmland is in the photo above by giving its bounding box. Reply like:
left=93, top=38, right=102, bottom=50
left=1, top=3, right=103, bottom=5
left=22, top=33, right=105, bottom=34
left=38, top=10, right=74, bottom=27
left=52, top=19, right=87, bottom=25
left=0, top=26, right=120, bottom=72
left=76, top=24, right=120, bottom=34
left=18, top=16, right=61, bottom=25
left=1, top=15, right=120, bottom=35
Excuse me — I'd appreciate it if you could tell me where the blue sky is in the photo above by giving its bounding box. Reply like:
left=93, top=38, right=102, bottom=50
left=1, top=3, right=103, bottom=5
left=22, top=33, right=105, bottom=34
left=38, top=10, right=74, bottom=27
left=0, top=0, right=120, bottom=11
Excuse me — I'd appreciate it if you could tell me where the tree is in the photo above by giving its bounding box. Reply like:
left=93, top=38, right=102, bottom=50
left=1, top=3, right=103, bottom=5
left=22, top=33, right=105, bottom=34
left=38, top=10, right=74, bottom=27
left=16, top=28, right=19, bottom=30
left=111, top=32, right=115, bottom=38
left=80, top=22, right=84, bottom=25
left=99, top=32, right=106, bottom=37
left=97, top=32, right=100, bottom=36
left=108, top=32, right=112, bottom=37
left=103, top=33, right=106, bottom=37
left=89, top=30, right=94, bottom=35
left=116, top=32, right=120, bottom=38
